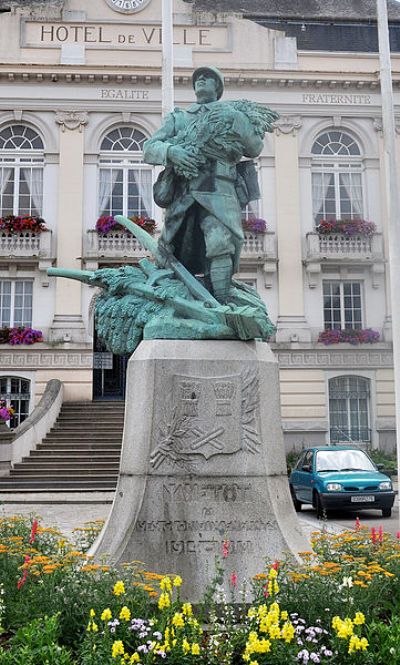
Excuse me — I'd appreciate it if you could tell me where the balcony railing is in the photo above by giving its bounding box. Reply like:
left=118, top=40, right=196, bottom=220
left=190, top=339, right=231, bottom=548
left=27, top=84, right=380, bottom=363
left=306, top=232, right=384, bottom=262
left=241, top=231, right=277, bottom=261
left=84, top=230, right=151, bottom=263
left=84, top=229, right=277, bottom=267
left=0, top=231, right=53, bottom=266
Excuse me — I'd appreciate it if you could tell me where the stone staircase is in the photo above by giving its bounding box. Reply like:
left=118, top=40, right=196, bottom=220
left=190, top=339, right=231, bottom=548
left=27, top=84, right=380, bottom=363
left=0, top=402, right=124, bottom=492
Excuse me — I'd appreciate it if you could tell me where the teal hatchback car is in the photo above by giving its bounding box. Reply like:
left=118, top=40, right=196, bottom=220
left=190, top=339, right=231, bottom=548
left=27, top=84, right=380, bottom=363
left=289, top=446, right=395, bottom=518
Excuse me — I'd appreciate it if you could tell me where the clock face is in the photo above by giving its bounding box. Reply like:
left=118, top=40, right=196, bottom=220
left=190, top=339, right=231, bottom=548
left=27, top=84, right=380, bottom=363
left=104, top=0, right=151, bottom=13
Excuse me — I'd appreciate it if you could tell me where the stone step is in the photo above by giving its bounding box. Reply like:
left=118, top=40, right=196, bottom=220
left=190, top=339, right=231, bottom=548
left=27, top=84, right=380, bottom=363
left=26, top=453, right=120, bottom=461
left=36, top=445, right=121, bottom=452
left=10, top=468, right=120, bottom=476
left=0, top=479, right=118, bottom=490
left=14, top=462, right=120, bottom=471
left=46, top=428, right=122, bottom=441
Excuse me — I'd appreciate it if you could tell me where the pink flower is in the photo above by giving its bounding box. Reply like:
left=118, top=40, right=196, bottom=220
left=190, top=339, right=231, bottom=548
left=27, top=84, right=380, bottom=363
left=371, top=527, right=377, bottom=544
left=222, top=539, right=230, bottom=558
left=230, top=572, right=238, bottom=587
left=17, top=555, right=31, bottom=589
left=396, top=531, right=400, bottom=540
left=29, top=519, right=38, bottom=544
left=355, top=517, right=361, bottom=530
left=378, top=526, right=383, bottom=544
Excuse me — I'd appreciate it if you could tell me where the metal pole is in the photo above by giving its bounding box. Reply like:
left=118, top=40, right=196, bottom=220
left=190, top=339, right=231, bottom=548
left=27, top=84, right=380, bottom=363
left=377, top=0, right=400, bottom=524
left=162, top=0, right=174, bottom=117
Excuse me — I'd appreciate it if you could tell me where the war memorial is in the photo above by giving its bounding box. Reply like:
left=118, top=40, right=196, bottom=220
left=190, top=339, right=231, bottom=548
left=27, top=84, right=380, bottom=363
left=49, top=65, right=309, bottom=599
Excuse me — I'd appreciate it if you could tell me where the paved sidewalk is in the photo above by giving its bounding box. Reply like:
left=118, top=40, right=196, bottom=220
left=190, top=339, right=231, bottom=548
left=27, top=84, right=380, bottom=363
left=0, top=492, right=343, bottom=542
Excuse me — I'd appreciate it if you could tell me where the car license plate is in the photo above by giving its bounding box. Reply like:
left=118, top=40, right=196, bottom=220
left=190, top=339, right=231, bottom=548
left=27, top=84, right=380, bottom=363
left=351, top=495, right=375, bottom=503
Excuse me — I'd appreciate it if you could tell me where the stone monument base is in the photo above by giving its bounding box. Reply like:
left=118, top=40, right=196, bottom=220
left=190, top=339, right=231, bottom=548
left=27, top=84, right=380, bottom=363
left=91, top=339, right=308, bottom=600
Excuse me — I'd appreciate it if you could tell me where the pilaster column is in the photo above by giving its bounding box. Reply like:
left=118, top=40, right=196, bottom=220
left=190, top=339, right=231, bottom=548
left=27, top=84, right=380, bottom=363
left=374, top=117, right=396, bottom=342
left=274, top=116, right=311, bottom=343
left=49, top=111, right=88, bottom=344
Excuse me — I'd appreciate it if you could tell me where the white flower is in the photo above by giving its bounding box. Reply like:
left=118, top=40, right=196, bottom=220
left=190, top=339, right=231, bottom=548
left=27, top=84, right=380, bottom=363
left=338, top=576, right=353, bottom=590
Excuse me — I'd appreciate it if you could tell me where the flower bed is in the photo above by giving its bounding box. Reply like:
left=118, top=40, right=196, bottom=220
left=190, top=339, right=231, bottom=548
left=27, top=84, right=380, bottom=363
left=242, top=218, right=267, bottom=234
left=0, top=515, right=399, bottom=664
left=0, top=327, right=43, bottom=345
left=96, top=215, right=157, bottom=235
left=316, top=219, right=376, bottom=237
left=0, top=215, right=48, bottom=234
left=318, top=328, right=380, bottom=345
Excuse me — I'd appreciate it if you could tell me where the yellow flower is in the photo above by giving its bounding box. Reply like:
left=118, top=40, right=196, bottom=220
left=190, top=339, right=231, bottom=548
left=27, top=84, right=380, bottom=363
left=101, top=608, right=113, bottom=622
left=182, top=602, right=193, bottom=617
left=158, top=592, right=171, bottom=610
left=160, top=576, right=172, bottom=592
left=173, top=575, right=182, bottom=587
left=120, top=606, right=131, bottom=622
left=191, top=643, right=201, bottom=655
left=90, top=609, right=96, bottom=618
left=172, top=612, right=185, bottom=628
left=182, top=638, right=190, bottom=654
left=130, top=654, right=140, bottom=663
left=113, top=581, right=126, bottom=596
left=112, top=640, right=125, bottom=658
left=353, top=612, right=365, bottom=625
left=281, top=621, right=295, bottom=643
left=87, top=621, right=99, bottom=633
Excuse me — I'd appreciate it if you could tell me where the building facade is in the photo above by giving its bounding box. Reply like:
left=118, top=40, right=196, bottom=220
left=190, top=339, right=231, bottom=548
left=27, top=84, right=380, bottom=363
left=0, top=0, right=398, bottom=452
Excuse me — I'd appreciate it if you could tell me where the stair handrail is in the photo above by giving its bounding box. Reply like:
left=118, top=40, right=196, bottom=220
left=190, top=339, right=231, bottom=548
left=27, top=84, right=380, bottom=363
left=0, top=379, right=64, bottom=474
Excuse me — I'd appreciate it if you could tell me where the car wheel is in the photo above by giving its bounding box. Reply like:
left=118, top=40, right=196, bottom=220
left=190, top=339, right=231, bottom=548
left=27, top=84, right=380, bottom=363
left=382, top=507, right=392, bottom=518
left=314, top=491, right=325, bottom=519
left=290, top=486, right=302, bottom=512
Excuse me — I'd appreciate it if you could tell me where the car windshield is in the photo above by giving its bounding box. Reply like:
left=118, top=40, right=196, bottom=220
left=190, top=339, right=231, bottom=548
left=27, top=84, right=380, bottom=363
left=315, top=449, right=376, bottom=473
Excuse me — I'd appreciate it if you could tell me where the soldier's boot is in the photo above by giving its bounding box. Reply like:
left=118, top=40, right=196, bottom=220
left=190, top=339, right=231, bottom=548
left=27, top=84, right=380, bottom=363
left=209, top=254, right=233, bottom=303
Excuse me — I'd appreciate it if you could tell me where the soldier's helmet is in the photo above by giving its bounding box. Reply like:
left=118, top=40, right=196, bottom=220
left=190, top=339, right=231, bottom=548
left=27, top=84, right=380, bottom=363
left=192, top=66, right=224, bottom=100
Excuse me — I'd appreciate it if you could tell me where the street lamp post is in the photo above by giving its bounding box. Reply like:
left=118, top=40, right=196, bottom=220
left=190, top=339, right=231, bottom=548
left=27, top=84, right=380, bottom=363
left=376, top=0, right=400, bottom=524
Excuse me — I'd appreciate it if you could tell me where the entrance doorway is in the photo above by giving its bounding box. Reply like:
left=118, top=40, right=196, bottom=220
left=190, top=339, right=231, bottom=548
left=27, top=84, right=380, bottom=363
left=92, top=330, right=129, bottom=400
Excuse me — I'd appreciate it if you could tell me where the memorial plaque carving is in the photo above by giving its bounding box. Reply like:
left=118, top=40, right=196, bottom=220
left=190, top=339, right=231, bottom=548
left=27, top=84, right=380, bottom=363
left=150, top=367, right=261, bottom=471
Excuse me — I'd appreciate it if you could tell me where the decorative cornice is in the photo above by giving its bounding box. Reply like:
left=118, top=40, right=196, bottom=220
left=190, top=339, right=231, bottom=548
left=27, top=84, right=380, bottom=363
left=274, top=347, right=393, bottom=369
left=0, top=350, right=93, bottom=369
left=274, top=115, right=302, bottom=135
left=55, top=110, right=88, bottom=132
left=0, top=68, right=389, bottom=90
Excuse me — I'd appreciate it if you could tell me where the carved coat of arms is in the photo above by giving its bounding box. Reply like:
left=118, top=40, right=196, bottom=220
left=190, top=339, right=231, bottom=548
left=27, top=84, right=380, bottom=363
left=150, top=368, right=261, bottom=471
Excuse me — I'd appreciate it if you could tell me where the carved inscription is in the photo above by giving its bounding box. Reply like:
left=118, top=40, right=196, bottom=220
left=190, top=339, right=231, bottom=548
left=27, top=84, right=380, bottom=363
left=162, top=482, right=252, bottom=503
left=135, top=519, right=269, bottom=533
left=165, top=539, right=254, bottom=555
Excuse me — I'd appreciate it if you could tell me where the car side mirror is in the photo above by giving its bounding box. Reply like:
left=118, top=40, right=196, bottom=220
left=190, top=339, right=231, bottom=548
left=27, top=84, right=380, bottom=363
left=302, top=464, right=312, bottom=472
left=376, top=463, right=384, bottom=470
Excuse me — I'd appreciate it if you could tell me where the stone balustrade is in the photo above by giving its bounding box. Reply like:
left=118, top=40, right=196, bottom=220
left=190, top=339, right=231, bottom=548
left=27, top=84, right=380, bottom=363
left=0, top=231, right=53, bottom=272
left=84, top=229, right=277, bottom=267
left=306, top=232, right=384, bottom=262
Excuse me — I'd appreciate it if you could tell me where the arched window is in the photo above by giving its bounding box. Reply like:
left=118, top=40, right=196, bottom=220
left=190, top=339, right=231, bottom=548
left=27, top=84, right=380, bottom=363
left=0, top=376, right=30, bottom=428
left=311, top=130, right=363, bottom=224
left=0, top=125, right=44, bottom=217
left=98, top=126, right=153, bottom=218
left=329, top=376, right=370, bottom=444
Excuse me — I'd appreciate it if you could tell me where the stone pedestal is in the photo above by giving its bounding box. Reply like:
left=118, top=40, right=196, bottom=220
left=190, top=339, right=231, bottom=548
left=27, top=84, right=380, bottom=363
left=92, top=339, right=308, bottom=600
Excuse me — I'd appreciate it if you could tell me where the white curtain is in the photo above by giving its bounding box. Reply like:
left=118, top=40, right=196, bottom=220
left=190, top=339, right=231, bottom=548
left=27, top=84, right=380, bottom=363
left=0, top=167, right=12, bottom=207
left=312, top=172, right=332, bottom=223
left=129, top=168, right=153, bottom=217
left=21, top=167, right=43, bottom=215
left=340, top=172, right=363, bottom=217
left=98, top=168, right=119, bottom=215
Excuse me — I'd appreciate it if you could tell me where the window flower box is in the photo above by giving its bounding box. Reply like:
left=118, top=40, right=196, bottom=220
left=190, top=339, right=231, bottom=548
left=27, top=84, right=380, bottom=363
left=316, top=219, right=376, bottom=237
left=241, top=218, right=267, bottom=234
left=0, top=215, right=48, bottom=234
left=95, top=215, right=157, bottom=236
left=0, top=326, right=43, bottom=345
left=318, top=328, right=380, bottom=345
